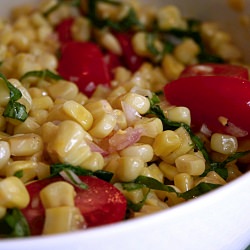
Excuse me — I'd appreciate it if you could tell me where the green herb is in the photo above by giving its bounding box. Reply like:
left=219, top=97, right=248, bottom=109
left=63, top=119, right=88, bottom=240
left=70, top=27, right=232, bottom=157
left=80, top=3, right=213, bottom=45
left=14, top=170, right=23, bottom=179
left=133, top=176, right=221, bottom=200
left=50, top=163, right=114, bottom=182
left=0, top=208, right=30, bottom=238
left=0, top=73, right=28, bottom=122
left=20, top=69, right=63, bottom=81
left=146, top=33, right=161, bottom=56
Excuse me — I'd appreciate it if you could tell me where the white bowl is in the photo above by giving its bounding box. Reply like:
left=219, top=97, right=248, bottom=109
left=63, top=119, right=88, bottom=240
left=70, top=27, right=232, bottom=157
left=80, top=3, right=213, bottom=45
left=1, top=1, right=250, bottom=250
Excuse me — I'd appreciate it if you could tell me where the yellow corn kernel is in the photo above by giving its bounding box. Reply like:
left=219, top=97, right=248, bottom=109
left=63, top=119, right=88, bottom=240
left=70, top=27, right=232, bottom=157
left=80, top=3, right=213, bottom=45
left=173, top=38, right=200, bottom=65
left=216, top=43, right=242, bottom=61
left=0, top=78, right=10, bottom=107
left=74, top=92, right=88, bottom=105
left=162, top=127, right=194, bottom=164
left=132, top=32, right=151, bottom=57
left=175, top=154, right=205, bottom=176
left=113, top=109, right=127, bottom=130
left=29, top=109, right=48, bottom=125
left=85, top=100, right=113, bottom=119
left=63, top=100, right=93, bottom=131
left=13, top=117, right=40, bottom=134
left=113, top=67, right=132, bottom=83
left=167, top=106, right=191, bottom=126
left=71, top=16, right=91, bottom=42
left=156, top=5, right=187, bottom=30
left=226, top=163, right=243, bottom=181
left=47, top=80, right=79, bottom=100
left=7, top=133, right=43, bottom=157
left=89, top=113, right=116, bottom=139
left=174, top=173, right=194, bottom=192
left=141, top=163, right=164, bottom=183
left=6, top=160, right=37, bottom=183
left=80, top=152, right=104, bottom=171
left=145, top=190, right=168, bottom=209
left=95, top=29, right=121, bottom=55
left=153, top=130, right=181, bottom=158
left=0, top=206, right=6, bottom=219
left=159, top=161, right=178, bottom=181
left=0, top=141, right=10, bottom=170
left=206, top=171, right=227, bottom=185
left=42, top=206, right=85, bottom=235
left=121, top=92, right=150, bottom=115
left=134, top=117, right=163, bottom=138
left=116, top=156, right=144, bottom=182
left=41, top=121, right=59, bottom=144
left=36, top=162, right=51, bottom=180
left=0, top=176, right=30, bottom=209
left=47, top=120, right=91, bottom=165
left=210, top=133, right=238, bottom=154
left=30, top=96, right=54, bottom=111
left=120, top=143, right=154, bottom=163
left=40, top=181, right=76, bottom=208
left=162, top=54, right=185, bottom=81
left=8, top=78, right=32, bottom=112
left=107, top=86, right=127, bottom=108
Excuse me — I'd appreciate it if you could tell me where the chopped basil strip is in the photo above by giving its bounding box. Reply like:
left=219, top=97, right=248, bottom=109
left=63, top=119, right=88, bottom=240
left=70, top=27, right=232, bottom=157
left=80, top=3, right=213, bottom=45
left=14, top=170, right=23, bottom=179
left=0, top=73, right=28, bottom=122
left=0, top=208, right=30, bottom=238
left=20, top=69, right=63, bottom=81
left=50, top=163, right=114, bottom=182
left=133, top=176, right=221, bottom=200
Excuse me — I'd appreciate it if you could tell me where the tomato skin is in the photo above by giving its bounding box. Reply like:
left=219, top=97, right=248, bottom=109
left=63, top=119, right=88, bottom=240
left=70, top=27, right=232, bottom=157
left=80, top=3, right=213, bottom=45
left=57, top=41, right=111, bottom=97
left=180, top=63, right=249, bottom=80
left=21, top=176, right=127, bottom=235
left=114, top=32, right=144, bottom=72
left=55, top=18, right=74, bottom=44
left=164, top=75, right=250, bottom=137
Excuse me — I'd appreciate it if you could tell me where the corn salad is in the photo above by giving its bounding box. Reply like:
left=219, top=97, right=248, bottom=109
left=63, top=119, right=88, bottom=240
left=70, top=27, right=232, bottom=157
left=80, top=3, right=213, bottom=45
left=0, top=0, right=249, bottom=237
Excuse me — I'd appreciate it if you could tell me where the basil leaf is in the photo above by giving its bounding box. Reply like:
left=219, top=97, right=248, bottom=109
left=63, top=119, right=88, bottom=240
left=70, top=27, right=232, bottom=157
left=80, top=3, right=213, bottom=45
left=20, top=69, right=63, bottom=81
left=50, top=163, right=114, bottom=182
left=0, top=208, right=30, bottom=238
left=0, top=73, right=28, bottom=122
left=133, top=176, right=221, bottom=200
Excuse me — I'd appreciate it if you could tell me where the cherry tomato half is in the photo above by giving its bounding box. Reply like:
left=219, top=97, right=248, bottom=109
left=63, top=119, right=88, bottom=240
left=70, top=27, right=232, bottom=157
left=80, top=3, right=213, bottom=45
left=164, top=75, right=250, bottom=137
left=57, top=41, right=111, bottom=97
left=180, top=63, right=249, bottom=80
left=21, top=176, right=127, bottom=235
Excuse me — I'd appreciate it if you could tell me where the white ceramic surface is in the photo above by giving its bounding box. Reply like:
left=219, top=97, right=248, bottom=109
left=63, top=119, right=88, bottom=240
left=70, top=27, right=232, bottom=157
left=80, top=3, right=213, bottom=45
left=0, top=1, right=250, bottom=249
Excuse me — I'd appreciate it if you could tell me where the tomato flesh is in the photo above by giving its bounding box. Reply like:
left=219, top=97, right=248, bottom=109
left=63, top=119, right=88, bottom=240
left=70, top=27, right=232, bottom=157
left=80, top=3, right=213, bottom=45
left=164, top=75, right=250, bottom=137
left=57, top=41, right=111, bottom=97
left=55, top=18, right=74, bottom=44
left=21, top=176, right=127, bottom=235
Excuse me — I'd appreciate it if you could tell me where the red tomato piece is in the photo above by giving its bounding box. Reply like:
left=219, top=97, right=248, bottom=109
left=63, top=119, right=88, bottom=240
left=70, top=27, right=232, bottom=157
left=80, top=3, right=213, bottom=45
left=114, top=32, right=144, bottom=72
left=180, top=63, right=249, bottom=80
left=21, top=176, right=127, bottom=235
left=55, top=18, right=74, bottom=44
left=57, top=41, right=111, bottom=97
left=164, top=75, right=250, bottom=137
